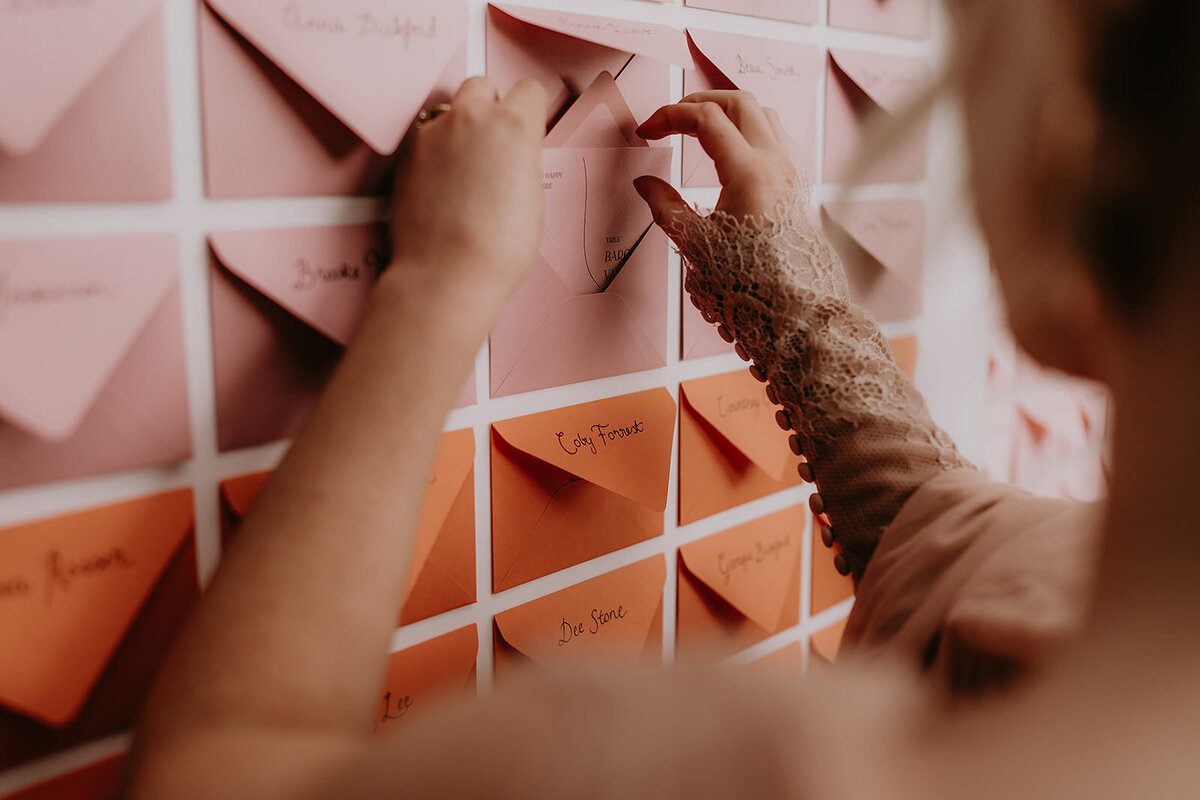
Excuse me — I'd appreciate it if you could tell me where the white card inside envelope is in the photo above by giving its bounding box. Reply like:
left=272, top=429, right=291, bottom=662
left=540, top=148, right=668, bottom=295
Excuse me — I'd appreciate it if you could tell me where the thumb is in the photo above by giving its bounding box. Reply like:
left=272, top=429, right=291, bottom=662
left=633, top=175, right=700, bottom=240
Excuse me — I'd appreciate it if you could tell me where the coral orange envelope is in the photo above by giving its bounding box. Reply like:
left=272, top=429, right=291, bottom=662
left=0, top=1, right=170, bottom=203
left=198, top=0, right=467, bottom=198
left=825, top=49, right=931, bottom=184
left=486, top=4, right=692, bottom=135
left=489, top=146, right=671, bottom=397
left=493, top=556, right=665, bottom=680
left=682, top=29, right=821, bottom=187
left=0, top=236, right=192, bottom=490
left=676, top=505, right=804, bottom=661
left=1, top=754, right=125, bottom=800
left=682, top=0, right=818, bottom=25
left=809, top=617, right=848, bottom=666
left=679, top=370, right=802, bottom=525
left=812, top=519, right=854, bottom=616
left=890, top=336, right=919, bottom=381
left=0, top=489, right=198, bottom=769
left=490, top=389, right=676, bottom=592
left=373, top=625, right=478, bottom=734
left=822, top=200, right=925, bottom=323
left=219, top=429, right=476, bottom=626
left=208, top=224, right=477, bottom=451
left=828, top=0, right=931, bottom=39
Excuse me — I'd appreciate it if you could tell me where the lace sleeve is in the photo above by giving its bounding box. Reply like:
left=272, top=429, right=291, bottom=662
left=668, top=181, right=974, bottom=584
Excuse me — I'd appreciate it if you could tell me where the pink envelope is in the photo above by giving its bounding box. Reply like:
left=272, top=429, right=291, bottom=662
left=0, top=0, right=170, bottom=203
left=825, top=49, right=931, bottom=184
left=683, top=0, right=818, bottom=25
left=682, top=285, right=735, bottom=361
left=542, top=72, right=646, bottom=150
left=209, top=223, right=473, bottom=451
left=0, top=237, right=191, bottom=490
left=198, top=0, right=468, bottom=198
left=821, top=200, right=924, bottom=323
left=683, top=29, right=821, bottom=187
left=490, top=147, right=671, bottom=397
left=829, top=0, right=931, bottom=39
left=486, top=3, right=693, bottom=132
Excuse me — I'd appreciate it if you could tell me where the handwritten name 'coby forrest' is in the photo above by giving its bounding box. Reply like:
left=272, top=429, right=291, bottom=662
left=281, top=3, right=438, bottom=50
left=557, top=420, right=646, bottom=456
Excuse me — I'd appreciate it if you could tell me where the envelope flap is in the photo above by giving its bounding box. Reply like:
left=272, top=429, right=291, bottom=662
left=204, top=0, right=468, bottom=154
left=403, top=428, right=475, bottom=605
left=0, top=236, right=177, bottom=442
left=494, top=557, right=664, bottom=665
left=208, top=224, right=387, bottom=347
left=492, top=388, right=676, bottom=511
left=1018, top=387, right=1088, bottom=449
left=828, top=48, right=929, bottom=116
left=387, top=625, right=478, bottom=700
left=219, top=470, right=273, bottom=521
left=0, top=0, right=159, bottom=156
left=679, top=509, right=802, bottom=633
left=822, top=200, right=924, bottom=285
left=544, top=72, right=645, bottom=148
left=0, top=488, right=195, bottom=727
left=681, top=371, right=791, bottom=480
left=494, top=4, right=693, bottom=68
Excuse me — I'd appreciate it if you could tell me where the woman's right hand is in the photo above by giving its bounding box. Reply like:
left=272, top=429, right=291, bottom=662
left=633, top=90, right=801, bottom=229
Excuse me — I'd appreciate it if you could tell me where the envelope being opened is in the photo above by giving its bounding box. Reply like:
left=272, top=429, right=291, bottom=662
left=2, top=754, right=125, bottom=800
left=493, top=556, right=665, bottom=680
left=683, top=29, right=821, bottom=187
left=825, top=49, right=931, bottom=185
left=0, top=0, right=170, bottom=203
left=828, top=0, right=931, bottom=39
left=822, top=199, right=925, bottom=323
left=199, top=0, right=467, bottom=197
left=490, top=147, right=671, bottom=397
left=374, top=625, right=477, bottom=734
left=683, top=0, right=818, bottom=25
left=812, top=519, right=854, bottom=616
left=677, top=505, right=803, bottom=661
left=0, top=489, right=198, bottom=769
left=219, top=429, right=476, bottom=626
left=0, top=236, right=192, bottom=490
left=491, top=389, right=676, bottom=592
left=487, top=3, right=693, bottom=132
left=679, top=370, right=802, bottom=526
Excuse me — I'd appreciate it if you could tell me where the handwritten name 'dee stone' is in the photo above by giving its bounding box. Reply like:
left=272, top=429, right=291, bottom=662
left=559, top=605, right=629, bottom=646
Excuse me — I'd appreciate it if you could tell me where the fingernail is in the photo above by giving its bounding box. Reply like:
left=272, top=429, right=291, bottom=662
left=632, top=175, right=652, bottom=200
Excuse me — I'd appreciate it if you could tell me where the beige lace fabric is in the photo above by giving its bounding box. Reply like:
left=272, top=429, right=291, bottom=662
left=668, top=181, right=974, bottom=584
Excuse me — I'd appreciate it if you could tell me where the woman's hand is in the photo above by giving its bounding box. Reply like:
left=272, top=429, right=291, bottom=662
left=633, top=90, right=799, bottom=227
left=389, top=76, right=548, bottom=304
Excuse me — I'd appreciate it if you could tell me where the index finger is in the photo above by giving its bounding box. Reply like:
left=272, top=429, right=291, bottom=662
left=502, top=79, right=550, bottom=135
left=637, top=102, right=758, bottom=179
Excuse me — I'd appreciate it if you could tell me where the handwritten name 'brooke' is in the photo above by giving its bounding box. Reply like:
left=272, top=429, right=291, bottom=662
left=557, top=420, right=646, bottom=456
left=292, top=249, right=384, bottom=291
left=281, top=3, right=439, bottom=50
left=559, top=605, right=629, bottom=646
left=716, top=533, right=792, bottom=586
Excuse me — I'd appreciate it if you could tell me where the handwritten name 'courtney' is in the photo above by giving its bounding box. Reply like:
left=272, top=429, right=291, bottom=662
left=557, top=420, right=646, bottom=455
left=716, top=533, right=792, bottom=586
left=281, top=4, right=439, bottom=49
left=558, top=605, right=629, bottom=646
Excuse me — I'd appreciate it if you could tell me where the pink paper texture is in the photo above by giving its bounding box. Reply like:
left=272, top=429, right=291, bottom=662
left=683, top=29, right=821, bottom=187
left=829, top=0, right=931, bottom=39
left=490, top=147, right=671, bottom=397
left=682, top=280, right=734, bottom=361
left=822, top=199, right=924, bottom=323
left=199, top=0, right=467, bottom=198
left=683, top=0, right=818, bottom=25
left=0, top=236, right=191, bottom=489
left=209, top=223, right=476, bottom=451
left=0, top=2, right=171, bottom=203
left=487, top=4, right=691, bottom=135
left=825, top=49, right=931, bottom=184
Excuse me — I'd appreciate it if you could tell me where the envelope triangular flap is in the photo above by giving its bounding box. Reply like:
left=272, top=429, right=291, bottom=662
left=679, top=508, right=802, bottom=634
left=494, top=557, right=664, bottom=665
left=828, top=49, right=930, bottom=116
left=681, top=372, right=791, bottom=480
left=0, top=488, right=194, bottom=726
left=0, top=0, right=160, bottom=156
left=494, top=4, right=694, bottom=69
left=543, top=72, right=644, bottom=149
left=822, top=200, right=924, bottom=285
left=403, top=428, right=475, bottom=604
left=204, top=0, right=468, bottom=154
left=219, top=470, right=273, bottom=520
left=208, top=224, right=388, bottom=347
left=0, top=236, right=177, bottom=442
left=491, top=388, right=676, bottom=511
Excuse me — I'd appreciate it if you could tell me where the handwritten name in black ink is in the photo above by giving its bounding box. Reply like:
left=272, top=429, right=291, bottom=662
left=281, top=4, right=438, bottom=49
left=557, top=420, right=646, bottom=455
left=373, top=690, right=414, bottom=731
left=292, top=248, right=384, bottom=291
left=44, top=547, right=134, bottom=606
left=736, top=54, right=803, bottom=81
left=716, top=533, right=792, bottom=586
left=716, top=393, right=763, bottom=419
left=0, top=576, right=31, bottom=601
left=558, top=605, right=629, bottom=645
